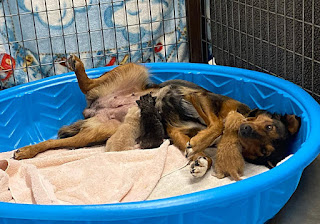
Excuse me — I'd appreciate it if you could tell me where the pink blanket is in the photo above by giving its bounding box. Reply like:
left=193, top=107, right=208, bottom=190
left=0, top=140, right=187, bottom=205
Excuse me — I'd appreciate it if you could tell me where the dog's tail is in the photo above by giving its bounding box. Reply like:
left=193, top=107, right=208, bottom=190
left=58, top=120, right=85, bottom=139
left=230, top=171, right=242, bottom=182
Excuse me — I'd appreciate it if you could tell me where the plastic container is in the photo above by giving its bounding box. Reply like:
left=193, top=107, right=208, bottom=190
left=0, top=63, right=319, bottom=224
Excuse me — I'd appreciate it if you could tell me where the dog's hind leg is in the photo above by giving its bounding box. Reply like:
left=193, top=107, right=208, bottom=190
left=14, top=118, right=120, bottom=160
left=67, top=55, right=150, bottom=95
left=66, top=55, right=96, bottom=94
left=58, top=120, right=85, bottom=139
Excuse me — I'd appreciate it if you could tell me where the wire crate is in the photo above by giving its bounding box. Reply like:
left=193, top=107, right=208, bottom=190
left=0, top=0, right=189, bottom=89
left=191, top=0, right=320, bottom=103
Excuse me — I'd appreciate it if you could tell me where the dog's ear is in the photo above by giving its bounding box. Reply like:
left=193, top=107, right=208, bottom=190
left=247, top=108, right=267, bottom=117
left=236, top=104, right=251, bottom=115
left=284, top=114, right=301, bottom=135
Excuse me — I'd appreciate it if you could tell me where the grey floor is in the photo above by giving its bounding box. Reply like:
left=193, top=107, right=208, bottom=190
left=267, top=155, right=320, bottom=223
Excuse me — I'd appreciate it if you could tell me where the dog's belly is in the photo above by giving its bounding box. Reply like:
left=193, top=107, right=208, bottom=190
left=83, top=92, right=141, bottom=123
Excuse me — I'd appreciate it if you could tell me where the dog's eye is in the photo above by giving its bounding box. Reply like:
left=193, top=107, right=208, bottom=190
left=265, top=125, right=273, bottom=131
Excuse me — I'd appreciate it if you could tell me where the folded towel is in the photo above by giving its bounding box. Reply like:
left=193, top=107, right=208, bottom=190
left=0, top=140, right=188, bottom=205
left=148, top=150, right=293, bottom=200
left=0, top=142, right=291, bottom=205
left=0, top=162, right=12, bottom=202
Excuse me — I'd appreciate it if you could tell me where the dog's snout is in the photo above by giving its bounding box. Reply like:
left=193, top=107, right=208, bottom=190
left=239, top=124, right=252, bottom=137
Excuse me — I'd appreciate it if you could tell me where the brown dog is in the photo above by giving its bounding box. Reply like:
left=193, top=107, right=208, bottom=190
left=13, top=55, right=300, bottom=178
left=14, top=55, right=250, bottom=168
left=213, top=111, right=246, bottom=181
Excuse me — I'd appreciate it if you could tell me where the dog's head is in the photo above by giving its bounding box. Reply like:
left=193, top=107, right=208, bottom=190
left=238, top=109, right=301, bottom=168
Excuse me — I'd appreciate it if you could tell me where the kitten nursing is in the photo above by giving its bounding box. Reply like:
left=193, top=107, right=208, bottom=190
left=213, top=111, right=246, bottom=181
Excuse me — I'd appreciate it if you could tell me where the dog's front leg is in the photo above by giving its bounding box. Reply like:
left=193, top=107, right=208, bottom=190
left=184, top=93, right=224, bottom=158
left=166, top=125, right=213, bottom=178
left=166, top=124, right=190, bottom=152
left=186, top=122, right=223, bottom=158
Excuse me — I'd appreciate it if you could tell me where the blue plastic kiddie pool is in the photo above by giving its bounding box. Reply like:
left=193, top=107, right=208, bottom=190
left=0, top=63, right=319, bottom=224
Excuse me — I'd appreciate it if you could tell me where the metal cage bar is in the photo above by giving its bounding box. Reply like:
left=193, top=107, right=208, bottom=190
left=203, top=0, right=320, bottom=103
left=186, top=0, right=202, bottom=62
left=0, top=0, right=189, bottom=89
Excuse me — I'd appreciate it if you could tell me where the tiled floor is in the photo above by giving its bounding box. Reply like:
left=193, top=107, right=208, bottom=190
left=268, top=155, right=320, bottom=223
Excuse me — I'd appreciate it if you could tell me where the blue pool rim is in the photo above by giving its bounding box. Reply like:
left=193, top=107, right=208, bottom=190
left=0, top=62, right=319, bottom=222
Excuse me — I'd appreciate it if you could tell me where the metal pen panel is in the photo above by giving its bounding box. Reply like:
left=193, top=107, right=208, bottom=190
left=207, top=0, right=320, bottom=103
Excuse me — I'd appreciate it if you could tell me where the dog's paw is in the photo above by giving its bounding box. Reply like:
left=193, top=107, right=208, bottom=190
left=66, top=54, right=83, bottom=71
left=190, top=157, right=209, bottom=178
left=13, top=145, right=37, bottom=160
left=185, top=142, right=194, bottom=158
